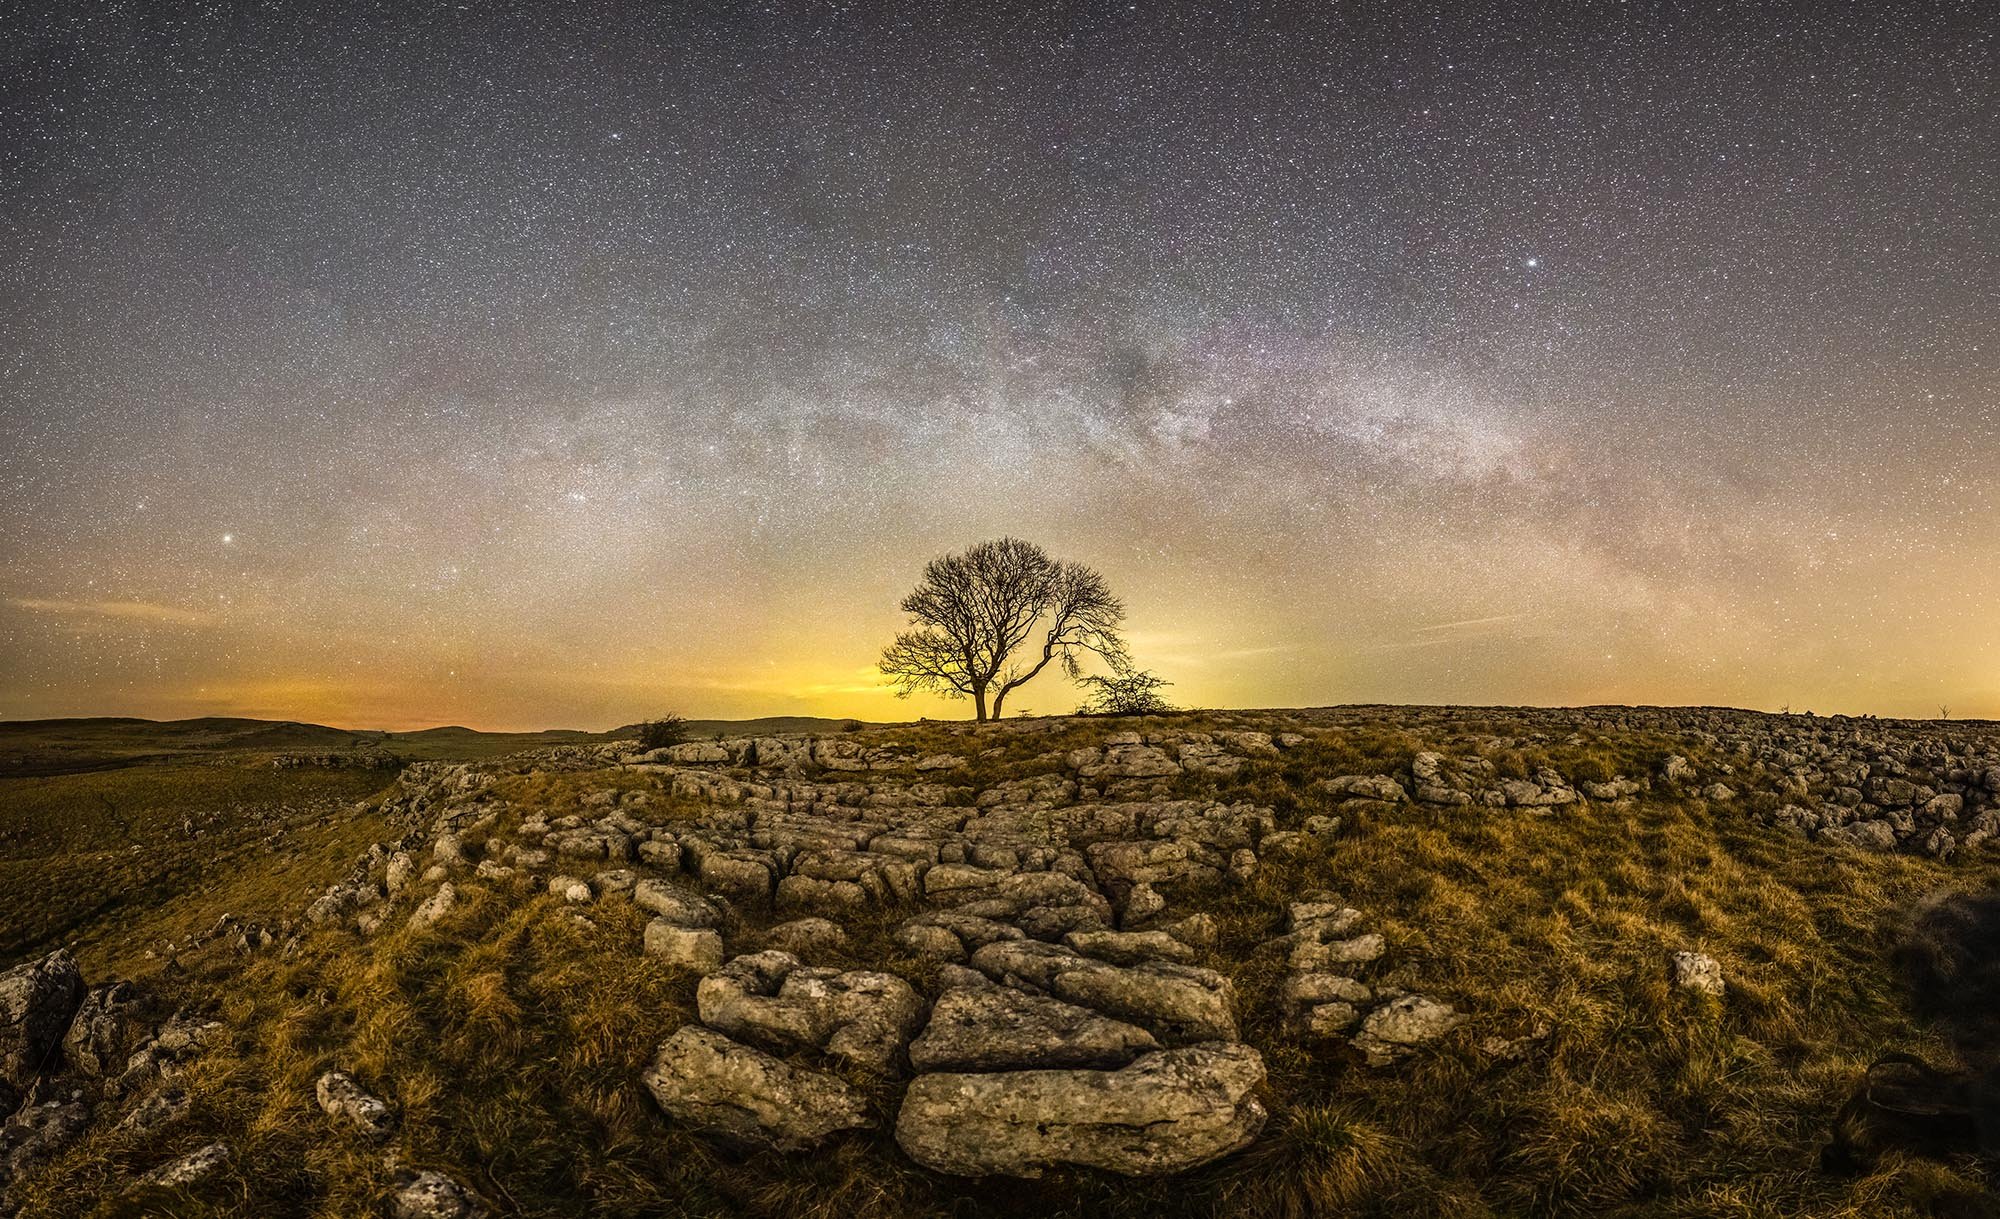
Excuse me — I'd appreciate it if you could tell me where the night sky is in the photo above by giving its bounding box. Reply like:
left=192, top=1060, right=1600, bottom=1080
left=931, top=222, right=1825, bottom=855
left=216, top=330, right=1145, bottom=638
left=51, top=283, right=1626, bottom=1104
left=2, top=2, right=1994, bottom=729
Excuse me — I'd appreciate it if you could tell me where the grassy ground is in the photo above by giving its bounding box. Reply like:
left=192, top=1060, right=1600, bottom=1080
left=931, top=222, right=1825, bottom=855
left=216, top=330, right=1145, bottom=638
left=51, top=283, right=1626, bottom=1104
left=0, top=764, right=394, bottom=976
left=12, top=719, right=1999, bottom=1216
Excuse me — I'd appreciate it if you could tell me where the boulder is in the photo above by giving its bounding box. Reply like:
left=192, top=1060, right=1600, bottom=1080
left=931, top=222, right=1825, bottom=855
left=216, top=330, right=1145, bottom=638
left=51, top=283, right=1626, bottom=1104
left=1064, top=930, right=1197, bottom=966
left=1316, top=775, right=1407, bottom=802
left=775, top=875, right=868, bottom=912
left=631, top=880, right=720, bottom=928
left=641, top=1026, right=871, bottom=1151
left=140, top=1141, right=231, bottom=1189
left=61, top=980, right=147, bottom=1078
left=0, top=1099, right=89, bottom=1195
left=908, top=986, right=1160, bottom=1073
left=1289, top=931, right=1386, bottom=972
left=969, top=941, right=1238, bottom=1044
left=0, top=949, right=85, bottom=1109
left=1823, top=819, right=1899, bottom=851
left=1669, top=951, right=1725, bottom=997
left=385, top=852, right=416, bottom=896
left=896, top=1043, right=1267, bottom=1177
left=762, top=918, right=849, bottom=960
left=315, top=1070, right=396, bottom=1139
left=391, top=1168, right=488, bottom=1219
left=1280, top=973, right=1372, bottom=1010
left=643, top=921, right=725, bottom=974
left=407, top=883, right=457, bottom=929
left=697, top=853, right=775, bottom=899
left=1351, top=995, right=1464, bottom=1066
left=1304, top=1002, right=1362, bottom=1035
left=696, top=952, right=923, bottom=1074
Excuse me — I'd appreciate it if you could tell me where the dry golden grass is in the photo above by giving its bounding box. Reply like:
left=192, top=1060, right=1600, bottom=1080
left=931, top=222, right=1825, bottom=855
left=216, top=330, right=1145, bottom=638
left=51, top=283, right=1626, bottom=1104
left=11, top=717, right=2000, bottom=1216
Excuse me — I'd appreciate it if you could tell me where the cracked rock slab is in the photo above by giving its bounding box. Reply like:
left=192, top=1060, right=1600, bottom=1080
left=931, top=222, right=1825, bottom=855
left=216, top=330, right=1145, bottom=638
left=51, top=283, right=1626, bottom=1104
left=908, top=986, right=1160, bottom=1072
left=969, top=940, right=1239, bottom=1044
left=896, top=1043, right=1267, bottom=1177
left=641, top=1026, right=872, bottom=1151
left=696, top=951, right=923, bottom=1074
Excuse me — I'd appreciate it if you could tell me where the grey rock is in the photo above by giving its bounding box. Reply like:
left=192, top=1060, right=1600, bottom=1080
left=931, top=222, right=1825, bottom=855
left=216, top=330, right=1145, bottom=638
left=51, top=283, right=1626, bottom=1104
left=591, top=868, right=638, bottom=896
left=0, top=1099, right=88, bottom=1195
left=1669, top=951, right=1725, bottom=996
left=391, top=1169, right=487, bottom=1219
left=775, top=874, right=868, bottom=911
left=116, top=1087, right=189, bottom=1134
left=61, top=981, right=147, bottom=1078
left=762, top=917, right=848, bottom=960
left=696, top=952, right=923, bottom=1074
left=1351, top=995, right=1465, bottom=1066
left=895, top=1043, right=1267, bottom=1177
left=1280, top=973, right=1372, bottom=1010
left=1165, top=913, right=1219, bottom=951
left=641, top=1026, right=871, bottom=1151
left=698, top=853, right=775, bottom=898
left=1063, top=930, right=1197, bottom=966
left=407, top=883, right=458, bottom=929
left=548, top=875, right=593, bottom=902
left=385, top=852, right=416, bottom=896
left=0, top=949, right=85, bottom=1110
left=1303, top=1002, right=1361, bottom=1035
left=1121, top=882, right=1168, bottom=927
left=1289, top=931, right=1386, bottom=972
left=969, top=941, right=1239, bottom=1044
left=631, top=880, right=720, bottom=928
left=141, top=1141, right=230, bottom=1189
left=895, top=922, right=966, bottom=962
left=1316, top=774, right=1407, bottom=802
left=908, top=986, right=1160, bottom=1072
left=315, top=1070, right=395, bottom=1139
left=1822, top=818, right=1899, bottom=851
left=643, top=920, right=725, bottom=974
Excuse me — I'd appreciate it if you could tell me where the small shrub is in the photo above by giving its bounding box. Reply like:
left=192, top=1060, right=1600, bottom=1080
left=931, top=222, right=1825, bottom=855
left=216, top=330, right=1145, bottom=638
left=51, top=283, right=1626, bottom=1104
left=1077, top=671, right=1175, bottom=716
left=636, top=715, right=688, bottom=750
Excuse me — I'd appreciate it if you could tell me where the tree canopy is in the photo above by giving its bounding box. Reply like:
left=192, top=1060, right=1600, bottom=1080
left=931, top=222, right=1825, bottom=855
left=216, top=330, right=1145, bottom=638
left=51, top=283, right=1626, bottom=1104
left=878, top=537, right=1129, bottom=721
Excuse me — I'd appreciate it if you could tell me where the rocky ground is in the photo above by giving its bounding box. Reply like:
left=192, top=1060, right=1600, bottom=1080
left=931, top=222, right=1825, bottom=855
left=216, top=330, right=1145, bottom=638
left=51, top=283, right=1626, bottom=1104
left=5, top=705, right=1999, bottom=1215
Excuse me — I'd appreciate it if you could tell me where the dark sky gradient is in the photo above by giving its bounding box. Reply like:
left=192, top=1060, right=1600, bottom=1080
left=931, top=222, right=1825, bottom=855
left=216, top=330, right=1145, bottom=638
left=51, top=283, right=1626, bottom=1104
left=2, top=2, right=1995, bottom=729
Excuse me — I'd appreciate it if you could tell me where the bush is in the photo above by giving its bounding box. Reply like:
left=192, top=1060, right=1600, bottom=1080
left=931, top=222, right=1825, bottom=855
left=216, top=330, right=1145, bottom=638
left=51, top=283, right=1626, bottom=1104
left=637, top=715, right=688, bottom=750
left=1076, top=671, right=1174, bottom=716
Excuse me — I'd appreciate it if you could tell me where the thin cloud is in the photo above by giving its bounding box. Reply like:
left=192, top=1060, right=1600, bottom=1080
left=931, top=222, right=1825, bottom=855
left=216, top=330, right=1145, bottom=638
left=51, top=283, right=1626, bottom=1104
left=1411, top=612, right=1528, bottom=634
left=8, top=598, right=218, bottom=627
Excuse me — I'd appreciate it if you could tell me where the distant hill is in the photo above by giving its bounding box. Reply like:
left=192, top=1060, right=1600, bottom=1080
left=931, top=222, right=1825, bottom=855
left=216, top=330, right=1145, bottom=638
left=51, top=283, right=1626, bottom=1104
left=0, top=716, right=606, bottom=775
left=0, top=714, right=899, bottom=776
left=609, top=716, right=883, bottom=739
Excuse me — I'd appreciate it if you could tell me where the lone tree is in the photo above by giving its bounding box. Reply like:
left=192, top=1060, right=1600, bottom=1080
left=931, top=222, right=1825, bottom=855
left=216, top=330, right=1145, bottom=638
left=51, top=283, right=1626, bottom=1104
left=879, top=537, right=1129, bottom=722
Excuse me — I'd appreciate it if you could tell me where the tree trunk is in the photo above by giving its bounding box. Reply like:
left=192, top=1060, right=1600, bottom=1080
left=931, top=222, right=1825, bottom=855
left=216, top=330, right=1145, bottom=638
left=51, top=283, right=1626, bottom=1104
left=991, top=688, right=1007, bottom=719
left=973, top=686, right=989, bottom=722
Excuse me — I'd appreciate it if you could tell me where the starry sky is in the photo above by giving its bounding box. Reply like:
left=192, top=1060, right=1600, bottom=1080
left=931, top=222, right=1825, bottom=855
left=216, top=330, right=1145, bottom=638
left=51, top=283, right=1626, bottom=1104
left=2, top=1, right=1995, bottom=730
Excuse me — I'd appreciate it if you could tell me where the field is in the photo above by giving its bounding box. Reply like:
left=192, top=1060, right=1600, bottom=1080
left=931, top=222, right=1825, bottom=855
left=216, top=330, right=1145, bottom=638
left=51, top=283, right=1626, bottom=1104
left=2, top=708, right=1997, bottom=1216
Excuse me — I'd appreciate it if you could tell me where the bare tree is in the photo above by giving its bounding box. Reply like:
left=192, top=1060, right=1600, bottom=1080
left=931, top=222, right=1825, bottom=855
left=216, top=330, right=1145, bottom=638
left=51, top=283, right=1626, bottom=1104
left=879, top=538, right=1129, bottom=722
left=1077, top=670, right=1175, bottom=716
